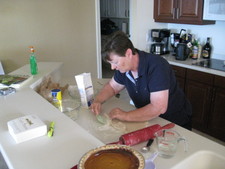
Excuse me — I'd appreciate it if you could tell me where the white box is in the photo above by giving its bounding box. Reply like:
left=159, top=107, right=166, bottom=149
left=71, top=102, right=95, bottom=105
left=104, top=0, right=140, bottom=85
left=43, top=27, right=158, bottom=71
left=75, top=73, right=94, bottom=108
left=7, top=114, right=47, bottom=143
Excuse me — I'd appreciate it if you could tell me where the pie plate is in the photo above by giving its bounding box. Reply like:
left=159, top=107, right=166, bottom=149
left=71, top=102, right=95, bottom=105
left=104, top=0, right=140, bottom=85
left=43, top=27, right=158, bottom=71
left=78, top=144, right=145, bottom=169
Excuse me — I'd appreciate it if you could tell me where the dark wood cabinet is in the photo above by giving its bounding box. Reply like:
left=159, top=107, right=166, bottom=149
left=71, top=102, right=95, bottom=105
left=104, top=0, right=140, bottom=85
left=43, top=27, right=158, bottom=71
left=208, top=76, right=225, bottom=141
left=154, top=0, right=215, bottom=25
left=171, top=65, right=225, bottom=142
left=171, top=65, right=186, bottom=91
left=185, top=69, right=214, bottom=131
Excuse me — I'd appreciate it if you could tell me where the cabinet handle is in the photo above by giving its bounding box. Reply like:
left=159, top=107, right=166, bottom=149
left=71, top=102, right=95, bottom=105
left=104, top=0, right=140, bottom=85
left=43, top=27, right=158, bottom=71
left=176, top=8, right=179, bottom=19
left=173, top=8, right=176, bottom=19
left=125, top=10, right=127, bottom=17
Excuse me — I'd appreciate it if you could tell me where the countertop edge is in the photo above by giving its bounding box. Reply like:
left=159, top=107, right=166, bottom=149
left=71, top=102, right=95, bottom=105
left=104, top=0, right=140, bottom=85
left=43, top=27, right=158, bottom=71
left=162, top=55, right=225, bottom=77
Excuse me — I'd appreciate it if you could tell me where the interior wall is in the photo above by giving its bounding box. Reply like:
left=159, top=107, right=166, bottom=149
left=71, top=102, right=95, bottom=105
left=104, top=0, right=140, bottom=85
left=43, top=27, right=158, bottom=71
left=0, top=0, right=98, bottom=78
left=130, top=0, right=167, bottom=52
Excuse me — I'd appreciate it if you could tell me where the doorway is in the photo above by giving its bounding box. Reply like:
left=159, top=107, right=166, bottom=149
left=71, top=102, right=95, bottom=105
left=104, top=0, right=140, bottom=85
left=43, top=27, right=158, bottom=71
left=96, top=0, right=130, bottom=78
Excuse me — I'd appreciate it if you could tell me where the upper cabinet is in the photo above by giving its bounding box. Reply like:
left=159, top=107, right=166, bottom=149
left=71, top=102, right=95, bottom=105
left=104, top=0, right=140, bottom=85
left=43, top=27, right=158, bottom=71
left=154, top=0, right=215, bottom=25
left=100, top=0, right=130, bottom=18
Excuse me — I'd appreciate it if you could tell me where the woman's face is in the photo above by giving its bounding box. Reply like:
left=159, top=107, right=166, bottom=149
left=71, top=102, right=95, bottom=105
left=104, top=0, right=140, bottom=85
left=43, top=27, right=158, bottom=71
left=107, top=50, right=131, bottom=73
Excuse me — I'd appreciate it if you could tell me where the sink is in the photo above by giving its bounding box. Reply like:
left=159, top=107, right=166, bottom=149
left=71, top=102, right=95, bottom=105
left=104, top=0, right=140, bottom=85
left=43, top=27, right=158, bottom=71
left=171, top=151, right=225, bottom=169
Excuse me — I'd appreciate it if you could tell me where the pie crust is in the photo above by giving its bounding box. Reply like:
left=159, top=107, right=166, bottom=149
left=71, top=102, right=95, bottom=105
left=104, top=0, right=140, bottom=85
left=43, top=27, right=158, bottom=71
left=78, top=145, right=145, bottom=169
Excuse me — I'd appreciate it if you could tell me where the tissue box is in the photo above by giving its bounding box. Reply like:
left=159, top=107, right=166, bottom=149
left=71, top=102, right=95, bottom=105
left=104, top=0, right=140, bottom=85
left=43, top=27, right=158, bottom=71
left=7, top=114, right=47, bottom=143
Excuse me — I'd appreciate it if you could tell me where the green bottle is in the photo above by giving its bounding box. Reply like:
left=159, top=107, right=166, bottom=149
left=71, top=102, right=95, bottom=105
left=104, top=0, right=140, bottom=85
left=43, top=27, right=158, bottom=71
left=29, top=46, right=38, bottom=75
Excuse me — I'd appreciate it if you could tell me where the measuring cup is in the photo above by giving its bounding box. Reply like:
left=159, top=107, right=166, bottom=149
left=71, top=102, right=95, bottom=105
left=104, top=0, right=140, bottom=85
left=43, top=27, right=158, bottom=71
left=154, top=129, right=188, bottom=158
left=144, top=152, right=158, bottom=169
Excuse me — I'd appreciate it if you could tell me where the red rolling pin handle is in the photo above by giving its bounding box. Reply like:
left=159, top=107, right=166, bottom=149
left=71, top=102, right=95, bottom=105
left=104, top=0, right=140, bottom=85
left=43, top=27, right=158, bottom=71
left=119, top=124, right=161, bottom=146
left=160, top=123, right=175, bottom=130
left=108, top=123, right=175, bottom=146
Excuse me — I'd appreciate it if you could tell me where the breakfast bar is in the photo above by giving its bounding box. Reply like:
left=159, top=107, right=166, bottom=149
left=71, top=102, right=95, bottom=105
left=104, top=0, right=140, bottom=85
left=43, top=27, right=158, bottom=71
left=0, top=62, right=225, bottom=169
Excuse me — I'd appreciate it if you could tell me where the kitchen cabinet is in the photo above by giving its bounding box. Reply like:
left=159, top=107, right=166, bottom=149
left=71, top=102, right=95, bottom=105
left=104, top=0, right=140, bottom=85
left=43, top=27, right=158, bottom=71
left=171, top=65, right=186, bottom=91
left=118, top=0, right=130, bottom=18
left=100, top=0, right=117, bottom=18
left=100, top=0, right=129, bottom=18
left=171, top=65, right=225, bottom=142
left=185, top=69, right=214, bottom=132
left=154, top=0, right=215, bottom=25
left=208, top=75, right=225, bottom=141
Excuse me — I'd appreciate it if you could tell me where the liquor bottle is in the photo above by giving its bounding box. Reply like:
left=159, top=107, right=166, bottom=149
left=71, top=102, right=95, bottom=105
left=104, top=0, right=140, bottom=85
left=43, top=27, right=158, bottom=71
left=202, top=37, right=211, bottom=59
left=191, top=39, right=198, bottom=60
left=29, top=46, right=38, bottom=75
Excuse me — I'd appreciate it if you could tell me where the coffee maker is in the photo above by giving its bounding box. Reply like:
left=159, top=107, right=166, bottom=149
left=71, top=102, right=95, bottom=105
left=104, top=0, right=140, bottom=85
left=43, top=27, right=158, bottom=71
left=150, top=29, right=170, bottom=55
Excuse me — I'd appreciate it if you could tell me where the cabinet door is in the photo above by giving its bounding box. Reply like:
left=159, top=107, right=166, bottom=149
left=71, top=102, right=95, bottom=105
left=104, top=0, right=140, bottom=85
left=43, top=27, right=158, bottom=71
left=154, top=0, right=176, bottom=21
left=100, top=0, right=117, bottom=17
left=177, top=0, right=203, bottom=23
left=208, top=87, right=225, bottom=142
left=108, top=0, right=117, bottom=17
left=185, top=80, right=213, bottom=131
left=118, top=0, right=129, bottom=18
left=100, top=0, right=108, bottom=17
left=171, top=65, right=186, bottom=91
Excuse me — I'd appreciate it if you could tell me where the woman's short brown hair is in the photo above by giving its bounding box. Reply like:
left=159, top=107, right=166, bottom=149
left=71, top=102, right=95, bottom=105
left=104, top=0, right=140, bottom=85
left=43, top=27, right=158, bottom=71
left=102, top=31, right=137, bottom=62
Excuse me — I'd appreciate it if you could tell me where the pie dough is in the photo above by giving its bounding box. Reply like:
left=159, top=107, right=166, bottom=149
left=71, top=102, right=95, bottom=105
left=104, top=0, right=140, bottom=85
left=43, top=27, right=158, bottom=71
left=97, top=114, right=126, bottom=132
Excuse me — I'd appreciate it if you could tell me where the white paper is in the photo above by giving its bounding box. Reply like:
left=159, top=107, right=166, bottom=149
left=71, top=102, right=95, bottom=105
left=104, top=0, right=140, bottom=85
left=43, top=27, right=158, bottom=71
left=75, top=73, right=94, bottom=108
left=7, top=114, right=47, bottom=143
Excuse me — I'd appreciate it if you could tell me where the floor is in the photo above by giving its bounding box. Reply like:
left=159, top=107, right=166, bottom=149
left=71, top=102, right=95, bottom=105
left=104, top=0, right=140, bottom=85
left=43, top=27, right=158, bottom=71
left=1, top=67, right=224, bottom=169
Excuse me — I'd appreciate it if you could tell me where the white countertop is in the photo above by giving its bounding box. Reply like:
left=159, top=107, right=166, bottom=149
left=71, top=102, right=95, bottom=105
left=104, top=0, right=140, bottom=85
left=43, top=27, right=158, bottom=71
left=162, top=54, right=225, bottom=77
left=0, top=63, right=104, bottom=169
left=0, top=62, right=225, bottom=169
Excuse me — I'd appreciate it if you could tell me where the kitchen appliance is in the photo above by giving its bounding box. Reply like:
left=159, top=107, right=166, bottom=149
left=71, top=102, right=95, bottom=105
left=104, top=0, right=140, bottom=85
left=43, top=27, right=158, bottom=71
left=175, top=43, right=190, bottom=60
left=192, top=59, right=225, bottom=72
left=203, top=0, right=225, bottom=21
left=170, top=29, right=190, bottom=56
left=150, top=29, right=170, bottom=55
left=150, top=43, right=164, bottom=55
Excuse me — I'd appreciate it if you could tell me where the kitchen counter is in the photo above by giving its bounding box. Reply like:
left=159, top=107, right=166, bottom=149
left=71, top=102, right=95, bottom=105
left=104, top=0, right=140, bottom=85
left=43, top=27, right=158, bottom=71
left=0, top=62, right=225, bottom=169
left=162, top=54, right=225, bottom=77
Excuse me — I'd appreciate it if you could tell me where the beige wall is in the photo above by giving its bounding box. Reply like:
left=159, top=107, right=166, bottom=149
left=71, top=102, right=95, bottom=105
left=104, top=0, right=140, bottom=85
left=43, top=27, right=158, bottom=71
left=0, top=0, right=98, bottom=78
left=130, top=0, right=167, bottom=51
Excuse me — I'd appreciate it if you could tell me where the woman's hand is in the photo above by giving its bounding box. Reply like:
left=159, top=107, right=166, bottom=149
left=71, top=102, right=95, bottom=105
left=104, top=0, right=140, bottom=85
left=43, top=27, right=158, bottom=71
left=109, top=108, right=127, bottom=121
left=90, top=101, right=102, bottom=115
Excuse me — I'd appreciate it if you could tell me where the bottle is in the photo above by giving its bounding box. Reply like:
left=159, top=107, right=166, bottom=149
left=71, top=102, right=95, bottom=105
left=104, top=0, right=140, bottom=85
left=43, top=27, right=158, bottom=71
left=197, top=44, right=202, bottom=59
left=202, top=37, right=211, bottom=59
left=191, top=39, right=198, bottom=60
left=29, top=46, right=38, bottom=75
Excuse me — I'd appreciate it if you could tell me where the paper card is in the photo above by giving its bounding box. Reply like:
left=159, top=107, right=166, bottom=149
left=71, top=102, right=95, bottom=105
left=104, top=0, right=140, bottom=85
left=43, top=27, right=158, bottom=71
left=75, top=73, right=94, bottom=108
left=7, top=114, right=47, bottom=144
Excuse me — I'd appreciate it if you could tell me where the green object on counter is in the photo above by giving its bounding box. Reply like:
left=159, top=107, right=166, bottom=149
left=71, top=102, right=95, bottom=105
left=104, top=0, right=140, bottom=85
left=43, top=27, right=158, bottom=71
left=48, top=121, right=55, bottom=137
left=29, top=46, right=38, bottom=75
left=96, top=115, right=107, bottom=124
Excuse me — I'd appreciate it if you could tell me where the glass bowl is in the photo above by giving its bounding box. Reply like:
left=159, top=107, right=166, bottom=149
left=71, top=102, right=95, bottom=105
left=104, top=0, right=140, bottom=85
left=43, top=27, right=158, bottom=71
left=59, top=99, right=80, bottom=120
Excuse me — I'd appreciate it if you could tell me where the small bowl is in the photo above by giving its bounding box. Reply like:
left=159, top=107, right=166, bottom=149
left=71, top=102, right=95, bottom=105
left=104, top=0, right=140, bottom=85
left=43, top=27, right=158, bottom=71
left=68, top=85, right=80, bottom=99
left=60, top=99, right=80, bottom=113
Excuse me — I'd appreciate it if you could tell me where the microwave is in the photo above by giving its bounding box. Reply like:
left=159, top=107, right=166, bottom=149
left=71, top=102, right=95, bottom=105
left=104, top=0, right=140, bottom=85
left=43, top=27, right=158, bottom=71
left=203, top=0, right=225, bottom=21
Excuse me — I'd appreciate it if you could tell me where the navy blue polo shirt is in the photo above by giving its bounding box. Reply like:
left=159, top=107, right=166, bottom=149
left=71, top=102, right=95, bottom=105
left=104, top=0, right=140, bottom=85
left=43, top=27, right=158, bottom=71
left=114, top=50, right=192, bottom=127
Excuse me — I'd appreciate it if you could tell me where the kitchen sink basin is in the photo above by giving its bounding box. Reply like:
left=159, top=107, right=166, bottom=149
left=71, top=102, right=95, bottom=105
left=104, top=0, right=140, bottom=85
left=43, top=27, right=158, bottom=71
left=171, top=150, right=225, bottom=169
